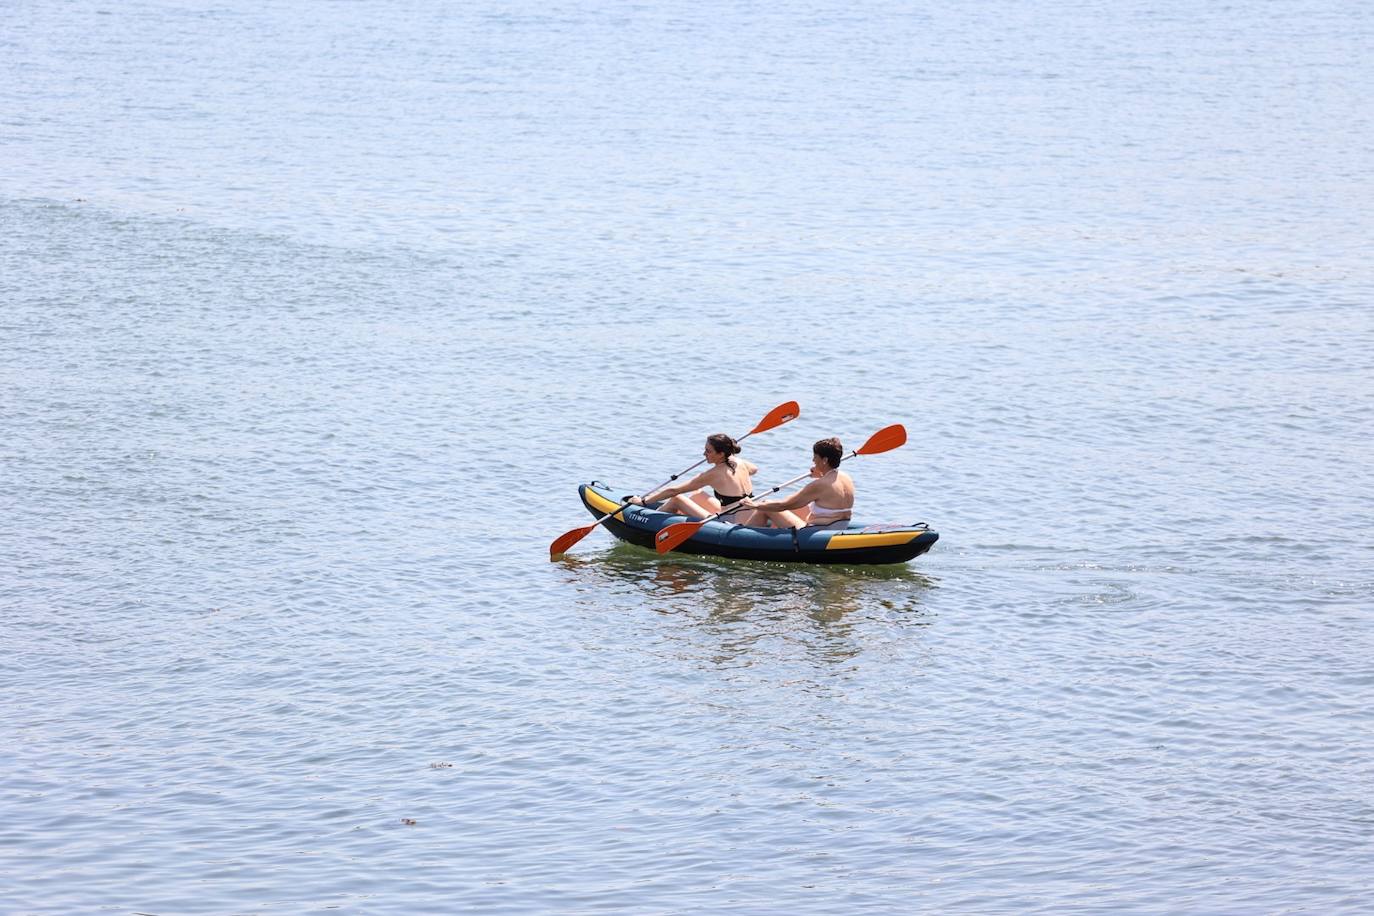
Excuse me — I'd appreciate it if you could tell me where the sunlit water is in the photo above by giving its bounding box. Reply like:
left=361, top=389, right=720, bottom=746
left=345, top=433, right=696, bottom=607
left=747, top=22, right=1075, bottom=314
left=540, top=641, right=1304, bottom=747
left=3, top=0, right=1372, bottom=912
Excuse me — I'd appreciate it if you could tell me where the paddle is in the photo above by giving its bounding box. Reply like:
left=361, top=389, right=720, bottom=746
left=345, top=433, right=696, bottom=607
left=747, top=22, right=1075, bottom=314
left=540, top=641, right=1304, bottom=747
left=653, top=423, right=907, bottom=555
left=548, top=400, right=801, bottom=558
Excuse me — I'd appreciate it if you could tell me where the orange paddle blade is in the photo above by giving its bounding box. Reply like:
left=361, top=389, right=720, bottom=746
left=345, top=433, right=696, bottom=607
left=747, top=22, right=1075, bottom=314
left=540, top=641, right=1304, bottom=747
left=856, top=423, right=907, bottom=455
left=749, top=400, right=800, bottom=436
left=549, top=524, right=598, bottom=558
left=655, top=520, right=705, bottom=554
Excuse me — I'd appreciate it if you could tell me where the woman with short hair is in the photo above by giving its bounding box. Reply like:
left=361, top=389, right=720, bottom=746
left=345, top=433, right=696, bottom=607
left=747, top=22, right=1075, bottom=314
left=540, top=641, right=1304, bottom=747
left=736, top=437, right=853, bottom=530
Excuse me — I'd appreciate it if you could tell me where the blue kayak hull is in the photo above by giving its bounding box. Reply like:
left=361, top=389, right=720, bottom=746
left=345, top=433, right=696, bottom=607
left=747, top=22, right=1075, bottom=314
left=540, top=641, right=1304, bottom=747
left=579, top=482, right=938, bottom=565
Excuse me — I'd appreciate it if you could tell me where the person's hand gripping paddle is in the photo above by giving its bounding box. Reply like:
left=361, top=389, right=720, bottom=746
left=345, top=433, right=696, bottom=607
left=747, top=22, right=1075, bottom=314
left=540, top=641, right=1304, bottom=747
left=653, top=423, right=906, bottom=555
left=548, top=401, right=801, bottom=558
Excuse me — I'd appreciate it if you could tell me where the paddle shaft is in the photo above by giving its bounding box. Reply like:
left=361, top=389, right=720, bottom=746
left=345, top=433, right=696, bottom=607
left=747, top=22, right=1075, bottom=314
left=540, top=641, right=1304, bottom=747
left=653, top=424, right=905, bottom=554
left=583, top=425, right=776, bottom=529
left=671, top=446, right=865, bottom=528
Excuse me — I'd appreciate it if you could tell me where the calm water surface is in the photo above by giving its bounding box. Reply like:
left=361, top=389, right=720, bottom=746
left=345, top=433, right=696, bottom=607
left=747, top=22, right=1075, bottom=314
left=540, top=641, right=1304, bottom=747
left=3, top=0, right=1373, bottom=912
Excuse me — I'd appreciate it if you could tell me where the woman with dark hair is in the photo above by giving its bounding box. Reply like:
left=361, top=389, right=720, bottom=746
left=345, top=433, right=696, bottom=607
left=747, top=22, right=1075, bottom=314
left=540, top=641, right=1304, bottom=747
left=627, top=434, right=757, bottom=519
left=736, top=437, right=853, bottom=531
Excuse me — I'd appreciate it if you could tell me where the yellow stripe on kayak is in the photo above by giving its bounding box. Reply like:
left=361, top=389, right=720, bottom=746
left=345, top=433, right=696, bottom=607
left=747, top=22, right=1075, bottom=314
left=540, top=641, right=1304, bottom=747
left=825, top=531, right=922, bottom=550
left=584, top=487, right=628, bottom=520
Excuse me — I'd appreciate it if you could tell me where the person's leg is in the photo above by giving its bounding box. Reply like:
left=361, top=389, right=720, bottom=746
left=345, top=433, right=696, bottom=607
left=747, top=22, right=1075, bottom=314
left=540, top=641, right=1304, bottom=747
left=727, top=507, right=762, bottom=526
left=659, top=493, right=712, bottom=519
left=690, top=492, right=721, bottom=514
left=760, top=508, right=807, bottom=529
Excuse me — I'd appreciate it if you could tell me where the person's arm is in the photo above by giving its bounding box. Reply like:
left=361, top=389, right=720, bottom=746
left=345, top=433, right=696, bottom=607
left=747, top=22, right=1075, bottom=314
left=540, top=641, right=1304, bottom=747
left=745, top=478, right=822, bottom=513
left=742, top=460, right=759, bottom=475
left=634, top=468, right=714, bottom=504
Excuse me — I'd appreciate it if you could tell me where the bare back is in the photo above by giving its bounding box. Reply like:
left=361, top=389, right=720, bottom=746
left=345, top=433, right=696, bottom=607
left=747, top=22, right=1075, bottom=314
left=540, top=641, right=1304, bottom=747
left=807, top=469, right=853, bottom=510
left=707, top=458, right=756, bottom=498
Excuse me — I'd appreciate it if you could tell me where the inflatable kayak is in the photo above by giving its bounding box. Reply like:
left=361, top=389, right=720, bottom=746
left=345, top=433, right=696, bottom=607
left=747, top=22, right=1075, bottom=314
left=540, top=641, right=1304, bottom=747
left=578, top=481, right=938, bottom=565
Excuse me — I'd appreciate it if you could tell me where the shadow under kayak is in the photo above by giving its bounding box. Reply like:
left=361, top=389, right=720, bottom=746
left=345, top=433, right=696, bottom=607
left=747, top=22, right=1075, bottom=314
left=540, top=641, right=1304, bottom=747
left=578, top=481, right=938, bottom=566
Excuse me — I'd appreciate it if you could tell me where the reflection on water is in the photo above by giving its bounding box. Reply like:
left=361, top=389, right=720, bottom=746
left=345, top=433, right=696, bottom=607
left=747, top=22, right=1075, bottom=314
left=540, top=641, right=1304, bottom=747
left=557, top=544, right=936, bottom=668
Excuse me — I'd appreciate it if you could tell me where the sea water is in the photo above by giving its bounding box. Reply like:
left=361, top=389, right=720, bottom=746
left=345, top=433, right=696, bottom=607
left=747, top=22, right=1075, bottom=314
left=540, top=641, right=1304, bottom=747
left=2, top=0, right=1372, bottom=911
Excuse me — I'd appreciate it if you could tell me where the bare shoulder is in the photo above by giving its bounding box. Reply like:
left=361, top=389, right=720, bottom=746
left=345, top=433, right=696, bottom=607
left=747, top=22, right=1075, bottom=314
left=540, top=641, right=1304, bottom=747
left=837, top=471, right=856, bottom=501
left=702, top=463, right=730, bottom=484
